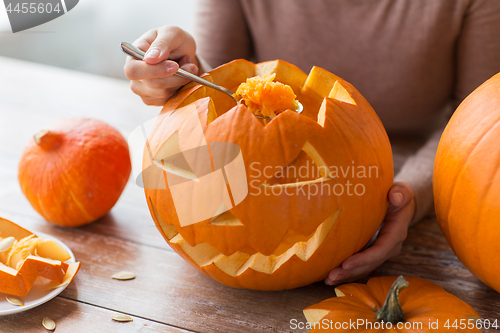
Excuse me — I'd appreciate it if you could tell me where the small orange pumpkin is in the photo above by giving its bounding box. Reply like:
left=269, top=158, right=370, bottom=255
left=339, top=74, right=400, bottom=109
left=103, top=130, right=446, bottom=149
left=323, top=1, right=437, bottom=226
left=18, top=118, right=131, bottom=227
left=143, top=60, right=393, bottom=290
left=303, top=276, right=481, bottom=332
left=434, top=73, right=500, bottom=293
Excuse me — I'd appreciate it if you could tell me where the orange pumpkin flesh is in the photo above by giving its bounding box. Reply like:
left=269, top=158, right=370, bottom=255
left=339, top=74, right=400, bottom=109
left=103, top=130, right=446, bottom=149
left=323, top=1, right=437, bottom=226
left=234, top=73, right=299, bottom=118
left=18, top=118, right=131, bottom=227
left=434, top=73, right=500, bottom=293
left=303, top=276, right=481, bottom=332
left=143, top=60, right=393, bottom=290
left=0, top=217, right=81, bottom=297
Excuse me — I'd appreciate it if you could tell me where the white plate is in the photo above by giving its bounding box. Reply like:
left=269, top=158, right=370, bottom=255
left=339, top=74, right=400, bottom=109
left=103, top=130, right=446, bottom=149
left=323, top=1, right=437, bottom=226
left=0, top=232, right=76, bottom=316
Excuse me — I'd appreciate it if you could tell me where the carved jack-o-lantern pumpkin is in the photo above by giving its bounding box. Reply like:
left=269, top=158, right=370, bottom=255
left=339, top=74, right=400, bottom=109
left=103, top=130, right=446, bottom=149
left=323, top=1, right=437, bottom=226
left=142, top=60, right=393, bottom=290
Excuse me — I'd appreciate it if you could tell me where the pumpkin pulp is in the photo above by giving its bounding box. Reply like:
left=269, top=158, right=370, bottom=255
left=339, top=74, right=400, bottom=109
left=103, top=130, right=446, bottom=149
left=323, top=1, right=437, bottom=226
left=234, top=73, right=299, bottom=118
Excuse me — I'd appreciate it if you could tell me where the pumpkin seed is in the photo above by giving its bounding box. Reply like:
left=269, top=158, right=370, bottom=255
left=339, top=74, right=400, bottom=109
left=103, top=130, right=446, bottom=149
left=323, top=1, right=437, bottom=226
left=46, top=280, right=69, bottom=291
left=6, top=296, right=24, bottom=306
left=112, top=313, right=133, bottom=322
left=112, top=271, right=135, bottom=280
left=42, top=317, right=56, bottom=331
left=0, top=237, right=15, bottom=252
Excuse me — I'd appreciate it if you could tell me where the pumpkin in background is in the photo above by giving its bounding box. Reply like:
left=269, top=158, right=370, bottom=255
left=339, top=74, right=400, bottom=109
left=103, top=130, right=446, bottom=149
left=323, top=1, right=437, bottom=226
left=143, top=59, right=393, bottom=290
left=18, top=118, right=131, bottom=227
left=303, top=276, right=481, bottom=332
left=434, top=73, right=500, bottom=293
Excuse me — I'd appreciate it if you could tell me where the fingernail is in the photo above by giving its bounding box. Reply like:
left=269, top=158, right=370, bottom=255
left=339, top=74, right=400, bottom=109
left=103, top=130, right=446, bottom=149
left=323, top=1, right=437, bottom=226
left=343, top=263, right=355, bottom=270
left=187, top=64, right=199, bottom=75
left=325, top=274, right=336, bottom=285
left=165, top=62, right=177, bottom=73
left=391, top=192, right=403, bottom=206
left=145, top=48, right=160, bottom=59
left=328, top=274, right=343, bottom=285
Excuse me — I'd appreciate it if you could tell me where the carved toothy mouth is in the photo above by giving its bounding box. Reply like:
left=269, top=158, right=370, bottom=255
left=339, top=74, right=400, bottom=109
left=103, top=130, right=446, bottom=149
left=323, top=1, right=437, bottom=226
left=150, top=202, right=341, bottom=277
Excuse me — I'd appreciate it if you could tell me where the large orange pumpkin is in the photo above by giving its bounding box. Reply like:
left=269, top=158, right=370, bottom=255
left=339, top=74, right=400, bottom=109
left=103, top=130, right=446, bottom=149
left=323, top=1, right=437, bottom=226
left=142, top=60, right=393, bottom=290
left=18, top=118, right=131, bottom=227
left=434, top=73, right=500, bottom=293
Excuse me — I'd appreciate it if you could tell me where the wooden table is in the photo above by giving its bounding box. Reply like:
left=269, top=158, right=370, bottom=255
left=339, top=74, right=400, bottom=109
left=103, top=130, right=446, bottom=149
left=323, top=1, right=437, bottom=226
left=0, top=56, right=498, bottom=332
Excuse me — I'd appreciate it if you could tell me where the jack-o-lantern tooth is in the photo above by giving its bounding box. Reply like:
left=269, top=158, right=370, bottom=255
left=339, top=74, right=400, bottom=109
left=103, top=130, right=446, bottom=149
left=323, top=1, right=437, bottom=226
left=170, top=234, right=222, bottom=267
left=207, top=58, right=255, bottom=91
left=303, top=66, right=341, bottom=98
left=247, top=207, right=340, bottom=274
left=210, top=210, right=244, bottom=226
left=303, top=208, right=340, bottom=259
left=329, top=81, right=356, bottom=105
left=254, top=60, right=308, bottom=95
left=214, top=251, right=251, bottom=276
left=236, top=252, right=278, bottom=275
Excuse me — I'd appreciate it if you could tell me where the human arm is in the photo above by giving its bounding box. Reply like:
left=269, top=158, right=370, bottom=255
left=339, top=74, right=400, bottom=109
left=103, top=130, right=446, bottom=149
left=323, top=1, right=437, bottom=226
left=123, top=0, right=252, bottom=106
left=123, top=26, right=200, bottom=106
left=325, top=182, right=415, bottom=285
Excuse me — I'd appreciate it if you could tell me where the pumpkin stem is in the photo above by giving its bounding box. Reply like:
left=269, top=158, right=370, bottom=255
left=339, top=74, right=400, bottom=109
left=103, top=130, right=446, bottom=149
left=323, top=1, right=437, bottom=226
left=375, top=275, right=408, bottom=323
left=34, top=130, right=60, bottom=150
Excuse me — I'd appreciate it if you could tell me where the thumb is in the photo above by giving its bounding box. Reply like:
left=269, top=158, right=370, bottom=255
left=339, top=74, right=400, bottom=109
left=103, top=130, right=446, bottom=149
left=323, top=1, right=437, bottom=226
left=144, top=37, right=170, bottom=65
left=144, top=26, right=195, bottom=65
left=388, top=182, right=413, bottom=212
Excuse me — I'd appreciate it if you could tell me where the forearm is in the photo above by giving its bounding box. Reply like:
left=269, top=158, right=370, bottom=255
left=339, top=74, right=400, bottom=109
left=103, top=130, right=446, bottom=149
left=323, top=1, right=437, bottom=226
left=393, top=128, right=444, bottom=224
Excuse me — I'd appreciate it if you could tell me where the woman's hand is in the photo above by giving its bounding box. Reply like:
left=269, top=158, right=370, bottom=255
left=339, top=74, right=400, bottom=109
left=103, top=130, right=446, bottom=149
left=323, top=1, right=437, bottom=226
left=325, top=182, right=415, bottom=285
left=123, top=25, right=199, bottom=106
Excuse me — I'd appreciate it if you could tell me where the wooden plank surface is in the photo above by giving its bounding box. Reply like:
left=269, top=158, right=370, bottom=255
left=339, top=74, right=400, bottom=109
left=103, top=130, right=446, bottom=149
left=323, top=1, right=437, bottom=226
left=0, top=56, right=499, bottom=332
left=0, top=297, right=195, bottom=333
